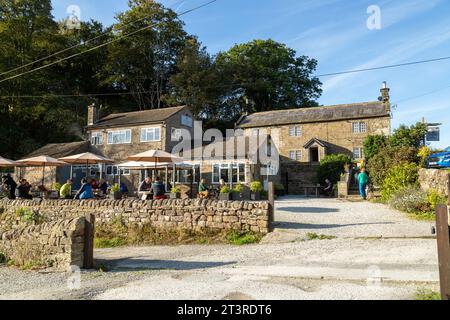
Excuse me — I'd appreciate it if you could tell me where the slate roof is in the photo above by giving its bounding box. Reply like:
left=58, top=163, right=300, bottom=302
left=303, top=138, right=330, bottom=149
left=87, top=105, right=187, bottom=129
left=236, top=102, right=389, bottom=128
left=24, top=141, right=91, bottom=159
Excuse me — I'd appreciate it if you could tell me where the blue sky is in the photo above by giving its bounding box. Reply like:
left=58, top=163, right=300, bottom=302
left=52, top=0, right=450, bottom=148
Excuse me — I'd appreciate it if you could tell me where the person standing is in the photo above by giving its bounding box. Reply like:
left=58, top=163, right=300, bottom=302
left=358, top=168, right=369, bottom=200
left=2, top=174, right=17, bottom=200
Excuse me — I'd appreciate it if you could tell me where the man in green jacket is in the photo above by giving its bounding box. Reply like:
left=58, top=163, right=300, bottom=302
left=60, top=179, right=73, bottom=199
left=358, top=168, right=369, bottom=200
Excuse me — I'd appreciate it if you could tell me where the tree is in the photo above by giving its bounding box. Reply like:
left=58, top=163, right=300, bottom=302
left=363, top=135, right=387, bottom=161
left=215, top=39, right=322, bottom=122
left=103, top=0, right=188, bottom=110
left=388, top=122, right=428, bottom=149
left=316, top=154, right=352, bottom=184
left=381, top=162, right=419, bottom=201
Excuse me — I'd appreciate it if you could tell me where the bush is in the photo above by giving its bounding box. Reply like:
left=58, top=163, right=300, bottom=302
left=418, top=146, right=432, bottom=168
left=427, top=189, right=447, bottom=210
left=220, top=186, right=231, bottom=194
left=52, top=183, right=62, bottom=192
left=226, top=231, right=262, bottom=245
left=316, top=154, right=351, bottom=184
left=111, top=184, right=120, bottom=193
left=171, top=186, right=181, bottom=193
left=381, top=163, right=419, bottom=201
left=232, top=183, right=244, bottom=194
left=388, top=186, right=428, bottom=213
left=367, top=146, right=418, bottom=187
left=363, top=135, right=387, bottom=160
left=250, top=181, right=263, bottom=193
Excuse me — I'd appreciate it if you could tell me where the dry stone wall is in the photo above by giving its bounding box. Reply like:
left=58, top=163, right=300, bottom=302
left=419, top=168, right=449, bottom=196
left=0, top=217, right=86, bottom=269
left=0, top=198, right=271, bottom=234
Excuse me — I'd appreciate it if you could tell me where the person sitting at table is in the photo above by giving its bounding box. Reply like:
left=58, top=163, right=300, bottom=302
left=198, top=179, right=209, bottom=199
left=17, top=179, right=33, bottom=199
left=2, top=174, right=17, bottom=200
left=91, top=178, right=99, bottom=190
left=60, top=179, right=73, bottom=199
left=74, top=178, right=94, bottom=200
left=138, top=177, right=152, bottom=200
left=120, top=182, right=128, bottom=196
left=98, top=179, right=108, bottom=196
left=151, top=177, right=166, bottom=200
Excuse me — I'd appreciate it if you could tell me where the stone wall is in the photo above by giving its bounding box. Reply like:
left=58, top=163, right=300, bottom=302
left=0, top=217, right=86, bottom=269
left=419, top=168, right=449, bottom=196
left=0, top=198, right=271, bottom=234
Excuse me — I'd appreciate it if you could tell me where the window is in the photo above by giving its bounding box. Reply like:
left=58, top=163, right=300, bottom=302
left=289, top=126, right=302, bottom=137
left=353, top=147, right=364, bottom=159
left=171, top=128, right=182, bottom=141
left=212, top=163, right=246, bottom=184
left=175, top=165, right=199, bottom=183
left=352, top=122, right=367, bottom=133
left=181, top=114, right=193, bottom=127
left=106, top=165, right=130, bottom=176
left=107, top=130, right=131, bottom=145
left=91, top=132, right=103, bottom=145
left=140, top=127, right=160, bottom=142
left=289, top=150, right=302, bottom=161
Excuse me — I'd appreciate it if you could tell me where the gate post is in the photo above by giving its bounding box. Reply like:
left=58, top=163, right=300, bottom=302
left=268, top=181, right=275, bottom=232
left=83, top=214, right=95, bottom=269
left=435, top=204, right=450, bottom=300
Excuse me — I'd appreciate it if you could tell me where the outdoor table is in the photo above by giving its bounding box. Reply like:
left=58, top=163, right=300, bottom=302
left=299, top=184, right=321, bottom=197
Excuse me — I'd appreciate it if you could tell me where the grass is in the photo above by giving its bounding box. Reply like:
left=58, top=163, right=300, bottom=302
left=408, top=211, right=436, bottom=222
left=415, top=289, right=441, bottom=300
left=306, top=232, right=337, bottom=241
left=94, top=222, right=264, bottom=248
left=226, top=231, right=262, bottom=245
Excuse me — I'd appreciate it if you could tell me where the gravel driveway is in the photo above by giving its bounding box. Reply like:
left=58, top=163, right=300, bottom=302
left=0, top=197, right=440, bottom=300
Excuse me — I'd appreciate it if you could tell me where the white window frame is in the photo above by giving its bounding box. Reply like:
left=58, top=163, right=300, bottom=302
left=91, top=132, right=103, bottom=146
left=212, top=163, right=246, bottom=184
left=289, top=150, right=302, bottom=161
left=252, top=129, right=260, bottom=136
left=289, top=126, right=302, bottom=137
left=106, top=165, right=130, bottom=176
left=352, top=122, right=367, bottom=133
left=107, top=129, right=132, bottom=145
left=140, top=127, right=161, bottom=142
left=353, top=147, right=364, bottom=159
left=181, top=114, right=193, bottom=127
left=171, top=128, right=182, bottom=141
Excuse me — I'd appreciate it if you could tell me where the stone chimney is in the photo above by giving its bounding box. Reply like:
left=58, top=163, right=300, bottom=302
left=380, top=81, right=390, bottom=112
left=87, top=103, right=99, bottom=126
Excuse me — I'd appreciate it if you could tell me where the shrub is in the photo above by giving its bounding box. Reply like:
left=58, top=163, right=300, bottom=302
left=232, top=183, right=244, bottom=194
left=226, top=231, right=262, bottom=245
left=316, top=154, right=351, bottom=184
left=388, top=186, right=428, bottom=213
left=388, top=122, right=427, bottom=149
left=111, top=184, right=120, bottom=193
left=381, top=163, right=419, bottom=201
left=52, top=183, right=62, bottom=192
left=368, top=147, right=418, bottom=187
left=250, top=181, right=263, bottom=193
left=275, top=183, right=285, bottom=191
left=220, top=186, right=231, bottom=194
left=15, top=208, right=45, bottom=224
left=363, top=135, right=387, bottom=161
left=427, top=189, right=447, bottom=210
left=418, top=146, right=432, bottom=168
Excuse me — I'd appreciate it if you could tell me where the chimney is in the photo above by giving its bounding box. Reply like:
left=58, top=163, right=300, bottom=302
left=87, top=103, right=98, bottom=126
left=380, top=81, right=390, bottom=112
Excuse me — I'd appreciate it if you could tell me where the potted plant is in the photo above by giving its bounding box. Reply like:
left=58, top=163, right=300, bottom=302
left=170, top=186, right=181, bottom=199
left=219, top=185, right=232, bottom=201
left=111, top=183, right=122, bottom=200
left=250, top=181, right=264, bottom=201
left=232, top=183, right=244, bottom=200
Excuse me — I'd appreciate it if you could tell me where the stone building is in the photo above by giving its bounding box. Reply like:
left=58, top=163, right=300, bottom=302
left=234, top=83, right=392, bottom=194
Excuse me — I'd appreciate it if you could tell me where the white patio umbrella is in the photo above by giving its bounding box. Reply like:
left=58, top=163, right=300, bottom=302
left=16, top=156, right=67, bottom=187
left=59, top=152, right=114, bottom=179
left=127, top=150, right=183, bottom=178
left=0, top=156, right=17, bottom=168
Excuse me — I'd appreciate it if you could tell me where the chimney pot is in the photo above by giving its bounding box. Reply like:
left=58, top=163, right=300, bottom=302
left=87, top=103, right=99, bottom=126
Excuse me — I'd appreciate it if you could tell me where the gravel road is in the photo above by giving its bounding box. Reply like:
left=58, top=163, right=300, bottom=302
left=0, top=197, right=440, bottom=300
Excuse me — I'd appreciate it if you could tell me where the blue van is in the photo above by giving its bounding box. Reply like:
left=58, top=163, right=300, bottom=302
left=427, top=147, right=450, bottom=168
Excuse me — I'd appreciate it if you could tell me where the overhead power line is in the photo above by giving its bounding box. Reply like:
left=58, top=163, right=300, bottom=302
left=0, top=0, right=187, bottom=78
left=0, top=0, right=218, bottom=84
left=316, top=56, right=450, bottom=78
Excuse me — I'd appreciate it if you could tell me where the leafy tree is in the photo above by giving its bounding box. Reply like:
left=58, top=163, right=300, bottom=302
left=388, top=122, right=427, bottom=149
left=381, top=162, right=419, bottom=201
left=317, top=154, right=352, bottom=184
left=103, top=0, right=188, bottom=111
left=215, top=39, right=322, bottom=122
left=363, top=135, right=387, bottom=161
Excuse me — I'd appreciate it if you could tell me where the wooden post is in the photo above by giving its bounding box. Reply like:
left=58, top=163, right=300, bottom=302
left=83, top=214, right=95, bottom=269
left=268, top=181, right=275, bottom=232
left=435, top=204, right=450, bottom=300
